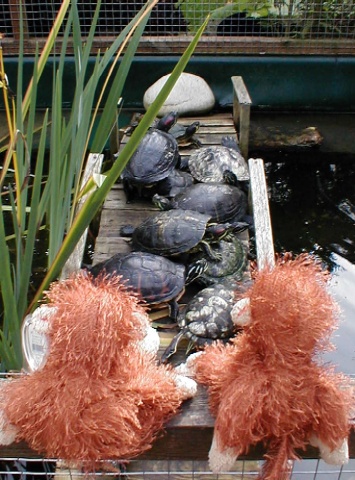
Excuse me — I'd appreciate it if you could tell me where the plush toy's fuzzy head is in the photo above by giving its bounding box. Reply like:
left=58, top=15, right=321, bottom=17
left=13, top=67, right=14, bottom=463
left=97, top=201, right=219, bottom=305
left=240, top=254, right=338, bottom=358
left=0, top=272, right=196, bottom=467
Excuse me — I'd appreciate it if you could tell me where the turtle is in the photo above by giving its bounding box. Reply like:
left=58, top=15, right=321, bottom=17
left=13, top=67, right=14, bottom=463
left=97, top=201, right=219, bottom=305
left=160, top=279, right=251, bottom=362
left=192, top=236, right=249, bottom=286
left=169, top=121, right=202, bottom=148
left=88, top=251, right=207, bottom=321
left=120, top=209, right=249, bottom=262
left=154, top=168, right=194, bottom=198
left=123, top=111, right=176, bottom=136
left=152, top=175, right=248, bottom=224
left=187, top=136, right=250, bottom=184
left=125, top=113, right=202, bottom=148
left=120, top=112, right=180, bottom=202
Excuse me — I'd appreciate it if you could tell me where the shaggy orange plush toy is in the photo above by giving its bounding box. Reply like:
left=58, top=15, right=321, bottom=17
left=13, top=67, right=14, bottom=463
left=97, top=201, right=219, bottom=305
left=0, top=273, right=196, bottom=469
left=183, top=254, right=354, bottom=479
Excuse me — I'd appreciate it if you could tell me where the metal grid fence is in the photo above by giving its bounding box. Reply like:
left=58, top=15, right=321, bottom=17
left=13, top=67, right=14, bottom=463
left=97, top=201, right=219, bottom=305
left=1, top=458, right=355, bottom=479
left=1, top=0, right=354, bottom=55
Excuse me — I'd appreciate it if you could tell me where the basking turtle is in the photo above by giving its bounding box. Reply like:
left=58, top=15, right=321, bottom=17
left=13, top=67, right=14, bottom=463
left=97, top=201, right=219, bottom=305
left=120, top=112, right=180, bottom=202
left=193, top=236, right=249, bottom=286
left=120, top=209, right=249, bottom=261
left=89, top=251, right=207, bottom=321
left=124, top=111, right=176, bottom=136
left=153, top=176, right=248, bottom=224
left=154, top=168, right=194, bottom=198
left=161, top=280, right=251, bottom=362
left=125, top=113, right=201, bottom=149
left=188, top=136, right=250, bottom=184
left=169, top=121, right=202, bottom=148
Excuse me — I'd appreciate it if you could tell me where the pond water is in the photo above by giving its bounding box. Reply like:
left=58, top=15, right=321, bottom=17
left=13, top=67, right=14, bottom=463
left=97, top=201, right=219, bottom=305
left=263, top=154, right=355, bottom=376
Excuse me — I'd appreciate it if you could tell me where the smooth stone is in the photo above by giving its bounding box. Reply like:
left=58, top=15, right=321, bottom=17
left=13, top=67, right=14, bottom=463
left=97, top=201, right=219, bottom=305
left=143, top=72, right=215, bottom=117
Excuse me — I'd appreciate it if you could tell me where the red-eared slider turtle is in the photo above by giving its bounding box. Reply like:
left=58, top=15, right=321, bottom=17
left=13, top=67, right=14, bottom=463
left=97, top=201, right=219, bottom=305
left=120, top=209, right=249, bottom=261
left=193, top=236, right=249, bottom=286
left=153, top=177, right=248, bottom=224
left=89, top=251, right=207, bottom=321
left=125, top=113, right=202, bottom=149
left=169, top=121, right=202, bottom=148
left=154, top=168, right=194, bottom=198
left=120, top=112, right=180, bottom=201
left=188, top=136, right=250, bottom=184
left=161, top=280, right=251, bottom=362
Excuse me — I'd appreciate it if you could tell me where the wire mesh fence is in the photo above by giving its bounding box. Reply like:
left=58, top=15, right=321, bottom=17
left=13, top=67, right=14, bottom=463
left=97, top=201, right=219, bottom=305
left=1, top=458, right=355, bottom=479
left=1, top=0, right=354, bottom=55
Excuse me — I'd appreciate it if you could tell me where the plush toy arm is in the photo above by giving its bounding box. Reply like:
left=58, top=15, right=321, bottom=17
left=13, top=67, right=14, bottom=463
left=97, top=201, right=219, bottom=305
left=309, top=434, right=349, bottom=466
left=231, top=297, right=251, bottom=326
left=174, top=351, right=205, bottom=378
left=209, top=430, right=239, bottom=473
left=137, top=324, right=161, bottom=355
left=173, top=373, right=198, bottom=401
left=0, top=380, right=19, bottom=446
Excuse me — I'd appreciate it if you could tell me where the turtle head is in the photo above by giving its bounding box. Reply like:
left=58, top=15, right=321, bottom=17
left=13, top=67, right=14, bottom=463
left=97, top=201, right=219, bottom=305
left=185, top=258, right=208, bottom=285
left=152, top=193, right=172, bottom=211
left=186, top=121, right=200, bottom=136
left=156, top=111, right=178, bottom=132
left=223, top=169, right=239, bottom=186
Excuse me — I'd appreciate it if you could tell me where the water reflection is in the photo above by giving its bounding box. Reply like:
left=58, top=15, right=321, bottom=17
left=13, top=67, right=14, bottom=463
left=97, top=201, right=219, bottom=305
left=265, top=158, right=355, bottom=375
left=326, top=253, right=355, bottom=375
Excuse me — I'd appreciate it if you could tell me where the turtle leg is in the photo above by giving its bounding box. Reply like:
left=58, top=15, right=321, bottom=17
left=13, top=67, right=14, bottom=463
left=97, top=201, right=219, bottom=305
left=160, top=331, right=185, bottom=363
left=168, top=298, right=180, bottom=322
left=201, top=240, right=223, bottom=261
left=192, top=137, right=202, bottom=148
left=122, top=179, right=137, bottom=203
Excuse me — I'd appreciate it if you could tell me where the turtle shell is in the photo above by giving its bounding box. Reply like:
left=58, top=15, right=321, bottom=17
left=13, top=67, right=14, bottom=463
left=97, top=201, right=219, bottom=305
left=154, top=169, right=194, bottom=198
left=130, top=209, right=213, bottom=256
left=89, top=251, right=186, bottom=307
left=121, top=128, right=180, bottom=186
left=159, top=182, right=248, bottom=223
left=188, top=136, right=249, bottom=183
left=160, top=279, right=252, bottom=361
left=178, top=282, right=238, bottom=346
left=194, top=236, right=248, bottom=286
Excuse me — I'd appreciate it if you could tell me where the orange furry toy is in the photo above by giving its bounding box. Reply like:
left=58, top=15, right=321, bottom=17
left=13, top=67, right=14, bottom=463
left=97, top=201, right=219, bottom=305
left=183, top=254, right=354, bottom=479
left=0, top=273, right=196, bottom=468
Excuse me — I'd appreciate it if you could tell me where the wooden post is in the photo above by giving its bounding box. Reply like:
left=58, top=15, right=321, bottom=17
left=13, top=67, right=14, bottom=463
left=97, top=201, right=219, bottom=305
left=60, top=153, right=104, bottom=279
left=231, top=76, right=252, bottom=160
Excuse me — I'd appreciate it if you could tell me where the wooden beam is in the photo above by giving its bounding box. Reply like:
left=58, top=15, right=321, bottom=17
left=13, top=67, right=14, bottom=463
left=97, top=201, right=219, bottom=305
left=231, top=76, right=252, bottom=159
left=248, top=158, right=275, bottom=270
left=60, top=153, right=104, bottom=279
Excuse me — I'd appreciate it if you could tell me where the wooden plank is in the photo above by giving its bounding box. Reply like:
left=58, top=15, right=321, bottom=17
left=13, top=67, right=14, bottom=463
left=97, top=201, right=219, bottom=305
left=232, top=76, right=252, bottom=160
left=248, top=158, right=275, bottom=270
left=3, top=36, right=355, bottom=56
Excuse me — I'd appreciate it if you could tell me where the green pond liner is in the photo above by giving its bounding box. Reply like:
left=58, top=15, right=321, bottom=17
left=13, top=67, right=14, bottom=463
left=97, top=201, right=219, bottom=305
left=2, top=55, right=355, bottom=112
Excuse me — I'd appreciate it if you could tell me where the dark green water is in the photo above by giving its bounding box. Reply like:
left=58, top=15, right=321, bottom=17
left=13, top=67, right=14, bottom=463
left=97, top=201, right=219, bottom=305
left=264, top=154, right=355, bottom=375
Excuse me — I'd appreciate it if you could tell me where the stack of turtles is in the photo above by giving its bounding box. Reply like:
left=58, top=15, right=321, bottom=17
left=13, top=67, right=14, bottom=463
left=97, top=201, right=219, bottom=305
left=93, top=111, right=253, bottom=361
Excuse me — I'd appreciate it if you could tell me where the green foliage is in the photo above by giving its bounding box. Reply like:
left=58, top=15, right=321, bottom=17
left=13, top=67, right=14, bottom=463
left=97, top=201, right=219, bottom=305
left=177, top=0, right=271, bottom=33
left=0, top=0, right=208, bottom=372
